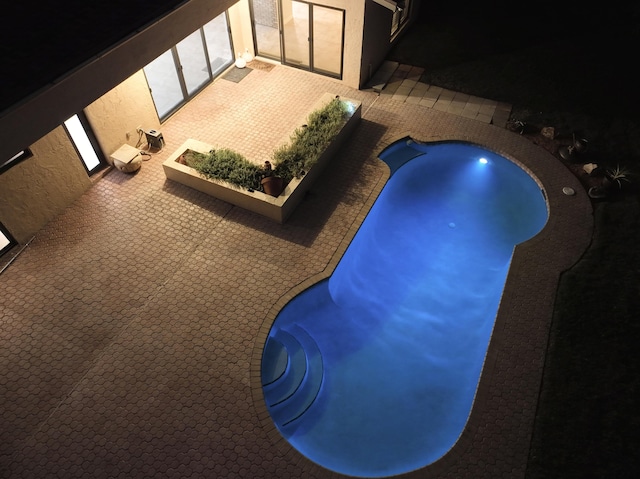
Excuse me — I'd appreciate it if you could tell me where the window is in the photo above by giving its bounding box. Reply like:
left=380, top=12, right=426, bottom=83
left=144, top=12, right=234, bottom=121
left=63, top=114, right=104, bottom=174
left=0, top=222, right=16, bottom=257
left=1, top=149, right=32, bottom=175
left=250, top=1, right=345, bottom=79
left=391, top=1, right=411, bottom=38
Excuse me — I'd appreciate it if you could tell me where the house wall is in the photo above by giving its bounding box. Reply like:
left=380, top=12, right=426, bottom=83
left=228, top=0, right=256, bottom=60
left=0, top=128, right=91, bottom=244
left=0, top=0, right=416, bottom=246
left=360, top=0, right=395, bottom=88
left=84, top=71, right=161, bottom=165
left=0, top=0, right=238, bottom=165
left=321, top=0, right=366, bottom=89
left=359, top=0, right=422, bottom=88
left=0, top=72, right=160, bottom=245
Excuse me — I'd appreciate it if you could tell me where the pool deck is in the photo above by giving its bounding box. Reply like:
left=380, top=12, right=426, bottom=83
left=0, top=63, right=593, bottom=478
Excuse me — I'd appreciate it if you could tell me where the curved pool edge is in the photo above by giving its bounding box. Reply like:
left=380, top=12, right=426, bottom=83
left=249, top=164, right=391, bottom=467
left=250, top=131, right=594, bottom=479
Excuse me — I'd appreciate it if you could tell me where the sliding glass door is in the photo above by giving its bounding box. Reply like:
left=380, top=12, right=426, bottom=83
left=251, top=0, right=280, bottom=60
left=250, top=0, right=344, bottom=79
left=282, top=0, right=310, bottom=68
left=312, top=4, right=344, bottom=77
left=144, top=12, right=234, bottom=121
left=176, top=30, right=211, bottom=96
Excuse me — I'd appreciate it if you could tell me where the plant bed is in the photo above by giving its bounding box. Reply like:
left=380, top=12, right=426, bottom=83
left=163, top=93, right=361, bottom=223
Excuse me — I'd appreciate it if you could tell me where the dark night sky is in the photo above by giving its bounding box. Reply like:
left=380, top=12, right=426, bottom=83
left=1, top=1, right=637, bottom=114
left=0, top=1, right=187, bottom=112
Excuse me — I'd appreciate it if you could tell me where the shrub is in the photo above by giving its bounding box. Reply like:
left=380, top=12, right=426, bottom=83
left=180, top=97, right=352, bottom=192
left=273, top=98, right=350, bottom=185
left=185, top=148, right=262, bottom=191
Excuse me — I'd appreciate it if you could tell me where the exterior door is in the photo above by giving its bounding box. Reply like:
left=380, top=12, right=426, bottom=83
left=281, top=0, right=310, bottom=69
left=311, top=4, right=344, bottom=77
left=252, top=0, right=281, bottom=60
left=144, top=12, right=234, bottom=121
left=250, top=0, right=344, bottom=79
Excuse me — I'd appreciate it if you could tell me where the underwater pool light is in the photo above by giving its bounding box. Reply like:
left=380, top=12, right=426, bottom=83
left=479, top=158, right=488, bottom=164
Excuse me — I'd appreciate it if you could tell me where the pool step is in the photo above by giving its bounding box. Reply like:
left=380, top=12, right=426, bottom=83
left=262, top=324, right=325, bottom=430
left=263, top=330, right=306, bottom=406
left=261, top=337, right=288, bottom=386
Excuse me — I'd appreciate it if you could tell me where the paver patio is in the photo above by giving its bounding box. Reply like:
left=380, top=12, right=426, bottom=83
left=0, top=63, right=592, bottom=478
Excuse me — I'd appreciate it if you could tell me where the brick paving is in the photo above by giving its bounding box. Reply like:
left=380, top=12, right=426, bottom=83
left=0, top=63, right=593, bottom=478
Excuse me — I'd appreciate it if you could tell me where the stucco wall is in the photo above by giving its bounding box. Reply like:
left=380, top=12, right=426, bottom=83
left=84, top=71, right=161, bottom=164
left=228, top=0, right=255, bottom=60
left=0, top=128, right=91, bottom=244
left=0, top=0, right=410, bottom=246
left=359, top=0, right=394, bottom=88
left=0, top=0, right=238, bottom=165
left=323, top=0, right=365, bottom=89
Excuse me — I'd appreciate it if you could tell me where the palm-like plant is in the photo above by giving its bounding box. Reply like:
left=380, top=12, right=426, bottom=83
left=605, top=164, right=632, bottom=189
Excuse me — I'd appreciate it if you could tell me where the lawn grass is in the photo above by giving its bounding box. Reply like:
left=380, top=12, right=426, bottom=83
left=529, top=199, right=640, bottom=478
left=388, top=4, right=640, bottom=477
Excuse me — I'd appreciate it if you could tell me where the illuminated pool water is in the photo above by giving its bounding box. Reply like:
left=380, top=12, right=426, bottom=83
left=261, top=140, right=548, bottom=477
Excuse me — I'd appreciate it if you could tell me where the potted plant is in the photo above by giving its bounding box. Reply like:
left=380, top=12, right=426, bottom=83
left=163, top=93, right=362, bottom=222
left=603, top=164, right=631, bottom=191
left=260, top=161, right=284, bottom=197
left=588, top=164, right=632, bottom=199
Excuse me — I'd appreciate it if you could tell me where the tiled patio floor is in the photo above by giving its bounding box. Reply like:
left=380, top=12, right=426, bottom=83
left=0, top=63, right=593, bottom=478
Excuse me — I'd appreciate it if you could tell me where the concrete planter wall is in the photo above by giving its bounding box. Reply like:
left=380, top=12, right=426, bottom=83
left=163, top=93, right=362, bottom=223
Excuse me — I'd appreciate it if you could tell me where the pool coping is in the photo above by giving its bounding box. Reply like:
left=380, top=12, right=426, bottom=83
left=250, top=123, right=594, bottom=478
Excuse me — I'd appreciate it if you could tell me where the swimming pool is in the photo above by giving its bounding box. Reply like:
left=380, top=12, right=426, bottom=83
left=261, top=139, right=548, bottom=477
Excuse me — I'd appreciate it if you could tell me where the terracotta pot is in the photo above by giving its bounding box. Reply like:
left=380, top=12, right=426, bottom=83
left=261, top=176, right=284, bottom=197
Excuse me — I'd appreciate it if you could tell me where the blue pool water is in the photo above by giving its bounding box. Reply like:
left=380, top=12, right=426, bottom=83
left=261, top=140, right=548, bottom=477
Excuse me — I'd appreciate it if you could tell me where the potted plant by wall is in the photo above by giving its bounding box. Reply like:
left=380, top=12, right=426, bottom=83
left=603, top=164, right=631, bottom=191
left=588, top=164, right=632, bottom=199
left=260, top=161, right=284, bottom=197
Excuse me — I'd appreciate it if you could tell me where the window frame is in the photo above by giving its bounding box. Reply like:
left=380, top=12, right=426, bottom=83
left=0, top=222, right=17, bottom=257
left=144, top=11, right=235, bottom=123
left=1, top=149, right=33, bottom=175
left=390, top=1, right=411, bottom=39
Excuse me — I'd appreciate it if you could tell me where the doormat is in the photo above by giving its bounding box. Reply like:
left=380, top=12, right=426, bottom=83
left=247, top=60, right=275, bottom=72
left=222, top=67, right=253, bottom=83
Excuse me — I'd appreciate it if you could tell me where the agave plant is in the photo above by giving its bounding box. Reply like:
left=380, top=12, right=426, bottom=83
left=605, top=164, right=632, bottom=189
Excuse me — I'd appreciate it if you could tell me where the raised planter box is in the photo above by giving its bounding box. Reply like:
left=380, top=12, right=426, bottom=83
left=162, top=93, right=361, bottom=223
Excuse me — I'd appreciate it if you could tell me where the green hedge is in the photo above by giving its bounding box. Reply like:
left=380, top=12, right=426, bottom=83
left=182, top=97, right=351, bottom=193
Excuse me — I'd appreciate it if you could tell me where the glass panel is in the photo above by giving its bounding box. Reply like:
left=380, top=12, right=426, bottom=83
left=252, top=0, right=281, bottom=59
left=1, top=149, right=32, bottom=174
left=391, top=0, right=411, bottom=36
left=0, top=224, right=12, bottom=255
left=144, top=49, right=184, bottom=119
left=282, top=0, right=309, bottom=68
left=176, top=30, right=210, bottom=95
left=203, top=13, right=234, bottom=77
left=312, top=6, right=343, bottom=77
left=64, top=115, right=101, bottom=172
